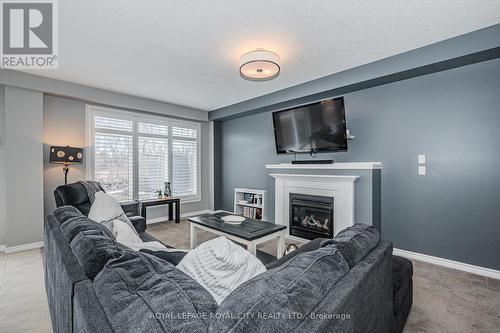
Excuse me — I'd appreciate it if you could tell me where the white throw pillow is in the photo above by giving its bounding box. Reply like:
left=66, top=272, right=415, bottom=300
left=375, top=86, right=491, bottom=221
left=88, top=191, right=139, bottom=237
left=112, top=219, right=143, bottom=244
left=88, top=192, right=171, bottom=252
left=177, top=236, right=266, bottom=304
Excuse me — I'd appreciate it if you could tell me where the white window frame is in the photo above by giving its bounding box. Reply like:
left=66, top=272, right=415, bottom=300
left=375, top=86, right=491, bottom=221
left=86, top=105, right=202, bottom=203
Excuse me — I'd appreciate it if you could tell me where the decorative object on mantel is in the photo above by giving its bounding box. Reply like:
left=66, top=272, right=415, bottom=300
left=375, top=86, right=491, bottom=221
left=284, top=243, right=300, bottom=256
left=49, top=146, right=83, bottom=184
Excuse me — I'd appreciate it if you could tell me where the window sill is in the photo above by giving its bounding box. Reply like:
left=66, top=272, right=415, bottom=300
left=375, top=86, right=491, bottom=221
left=129, top=196, right=201, bottom=204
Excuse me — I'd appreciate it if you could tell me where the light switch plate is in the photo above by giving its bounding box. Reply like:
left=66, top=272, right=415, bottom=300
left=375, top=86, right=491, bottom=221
left=418, top=165, right=426, bottom=176
left=418, top=154, right=426, bottom=164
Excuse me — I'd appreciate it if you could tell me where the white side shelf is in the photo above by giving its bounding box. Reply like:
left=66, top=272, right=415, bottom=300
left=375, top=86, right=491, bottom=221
left=234, top=188, right=267, bottom=221
left=265, top=162, right=382, bottom=170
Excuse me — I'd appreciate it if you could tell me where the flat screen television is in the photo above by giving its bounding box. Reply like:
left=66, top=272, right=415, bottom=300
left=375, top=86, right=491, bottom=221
left=272, top=97, right=347, bottom=154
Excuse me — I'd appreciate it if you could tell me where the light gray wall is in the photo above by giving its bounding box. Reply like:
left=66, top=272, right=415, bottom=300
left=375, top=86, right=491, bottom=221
left=43, top=96, right=87, bottom=215
left=0, top=69, right=208, bottom=122
left=1, top=66, right=211, bottom=248
left=4, top=86, right=44, bottom=247
left=215, top=58, right=500, bottom=271
left=43, top=95, right=212, bottom=219
left=0, top=86, right=6, bottom=246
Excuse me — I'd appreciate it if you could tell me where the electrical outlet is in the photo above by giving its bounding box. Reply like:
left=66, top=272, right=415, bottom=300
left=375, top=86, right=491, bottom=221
left=418, top=165, right=426, bottom=176
left=418, top=154, right=426, bottom=164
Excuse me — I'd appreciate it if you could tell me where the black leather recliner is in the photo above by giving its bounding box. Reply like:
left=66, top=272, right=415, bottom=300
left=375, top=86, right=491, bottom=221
left=53, top=182, right=146, bottom=233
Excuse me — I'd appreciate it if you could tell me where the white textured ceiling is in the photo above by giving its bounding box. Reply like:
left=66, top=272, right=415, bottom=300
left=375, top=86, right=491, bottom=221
left=24, top=0, right=500, bottom=111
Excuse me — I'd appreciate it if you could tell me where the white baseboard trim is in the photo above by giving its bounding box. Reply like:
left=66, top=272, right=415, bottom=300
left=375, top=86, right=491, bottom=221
left=146, top=210, right=213, bottom=225
left=0, top=245, right=5, bottom=253
left=393, top=248, right=500, bottom=280
left=5, top=241, right=44, bottom=254
left=146, top=217, right=169, bottom=225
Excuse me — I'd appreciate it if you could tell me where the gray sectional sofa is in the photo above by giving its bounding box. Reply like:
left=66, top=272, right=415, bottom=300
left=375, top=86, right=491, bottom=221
left=44, top=206, right=394, bottom=333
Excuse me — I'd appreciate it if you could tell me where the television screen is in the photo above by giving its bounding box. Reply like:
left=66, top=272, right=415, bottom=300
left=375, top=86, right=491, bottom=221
left=272, top=97, right=347, bottom=154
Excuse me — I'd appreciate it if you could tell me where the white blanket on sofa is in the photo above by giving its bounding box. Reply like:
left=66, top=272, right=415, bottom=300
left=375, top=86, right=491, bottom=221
left=88, top=191, right=170, bottom=252
left=177, top=236, right=266, bottom=304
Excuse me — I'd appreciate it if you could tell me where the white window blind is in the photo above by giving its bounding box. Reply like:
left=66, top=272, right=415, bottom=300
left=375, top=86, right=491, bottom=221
left=94, top=131, right=133, bottom=202
left=87, top=106, right=201, bottom=202
left=172, top=140, right=197, bottom=197
left=138, top=136, right=169, bottom=200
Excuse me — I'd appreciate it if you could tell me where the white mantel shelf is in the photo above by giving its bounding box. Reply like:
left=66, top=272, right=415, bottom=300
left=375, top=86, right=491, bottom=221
left=266, top=162, right=382, bottom=170
left=270, top=173, right=360, bottom=182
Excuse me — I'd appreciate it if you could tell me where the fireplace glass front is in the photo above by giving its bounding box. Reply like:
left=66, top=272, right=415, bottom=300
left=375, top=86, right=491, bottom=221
left=289, top=193, right=334, bottom=240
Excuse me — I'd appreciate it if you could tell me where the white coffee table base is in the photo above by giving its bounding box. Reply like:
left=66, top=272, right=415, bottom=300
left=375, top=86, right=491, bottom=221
left=190, top=223, right=287, bottom=259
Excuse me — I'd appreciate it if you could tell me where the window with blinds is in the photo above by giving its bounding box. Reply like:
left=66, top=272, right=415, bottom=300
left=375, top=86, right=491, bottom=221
left=138, top=136, right=168, bottom=200
left=94, top=132, right=133, bottom=202
left=172, top=140, right=197, bottom=197
left=87, top=106, right=201, bottom=202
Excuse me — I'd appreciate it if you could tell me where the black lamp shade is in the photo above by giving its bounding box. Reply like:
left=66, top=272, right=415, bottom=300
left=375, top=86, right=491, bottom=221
left=49, top=146, right=83, bottom=164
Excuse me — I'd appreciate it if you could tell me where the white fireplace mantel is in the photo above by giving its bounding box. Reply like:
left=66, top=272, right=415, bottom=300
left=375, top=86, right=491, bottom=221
left=270, top=173, right=359, bottom=238
left=266, top=162, right=382, bottom=170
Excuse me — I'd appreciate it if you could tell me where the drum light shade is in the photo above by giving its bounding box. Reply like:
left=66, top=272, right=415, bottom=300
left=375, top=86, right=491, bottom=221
left=239, top=50, right=280, bottom=81
left=49, top=146, right=84, bottom=164
left=49, top=146, right=83, bottom=185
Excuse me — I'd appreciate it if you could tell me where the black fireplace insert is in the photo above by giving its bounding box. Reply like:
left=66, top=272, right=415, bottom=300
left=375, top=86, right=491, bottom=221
left=289, top=193, right=334, bottom=240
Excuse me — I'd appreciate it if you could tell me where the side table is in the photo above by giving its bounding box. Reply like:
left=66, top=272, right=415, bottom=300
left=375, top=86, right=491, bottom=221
left=140, top=198, right=181, bottom=223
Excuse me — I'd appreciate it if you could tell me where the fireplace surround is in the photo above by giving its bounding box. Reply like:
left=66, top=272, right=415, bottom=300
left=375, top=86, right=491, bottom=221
left=268, top=162, right=381, bottom=240
left=289, top=193, right=334, bottom=240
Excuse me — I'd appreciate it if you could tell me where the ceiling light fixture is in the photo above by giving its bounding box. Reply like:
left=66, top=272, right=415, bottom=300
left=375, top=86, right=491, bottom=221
left=239, top=49, right=280, bottom=81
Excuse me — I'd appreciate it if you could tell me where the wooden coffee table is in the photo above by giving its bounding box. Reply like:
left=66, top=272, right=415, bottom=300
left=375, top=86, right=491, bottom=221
left=188, top=211, right=287, bottom=259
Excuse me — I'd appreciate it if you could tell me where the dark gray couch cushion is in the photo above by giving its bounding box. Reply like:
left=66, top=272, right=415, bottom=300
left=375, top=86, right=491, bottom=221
left=44, top=215, right=90, bottom=333
left=139, top=249, right=187, bottom=265
left=209, top=244, right=349, bottom=332
left=323, top=223, right=380, bottom=268
left=129, top=215, right=146, bottom=233
left=53, top=205, right=83, bottom=225
left=60, top=216, right=115, bottom=242
left=69, top=231, right=124, bottom=279
left=93, top=250, right=218, bottom=333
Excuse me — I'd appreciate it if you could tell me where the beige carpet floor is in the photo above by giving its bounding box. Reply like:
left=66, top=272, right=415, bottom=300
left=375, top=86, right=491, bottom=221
left=1, top=220, right=499, bottom=332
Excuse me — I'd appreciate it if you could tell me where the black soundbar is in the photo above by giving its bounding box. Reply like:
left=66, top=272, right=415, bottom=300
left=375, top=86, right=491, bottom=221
left=291, top=160, right=334, bottom=164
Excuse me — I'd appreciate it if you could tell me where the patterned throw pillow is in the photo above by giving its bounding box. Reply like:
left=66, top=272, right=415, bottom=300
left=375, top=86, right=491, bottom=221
left=177, top=236, right=266, bottom=304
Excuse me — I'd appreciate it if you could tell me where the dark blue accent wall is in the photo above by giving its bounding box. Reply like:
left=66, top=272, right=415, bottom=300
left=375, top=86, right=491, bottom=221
left=214, top=58, right=500, bottom=270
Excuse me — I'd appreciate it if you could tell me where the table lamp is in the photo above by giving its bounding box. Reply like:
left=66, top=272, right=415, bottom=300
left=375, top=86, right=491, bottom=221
left=49, top=146, right=83, bottom=184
